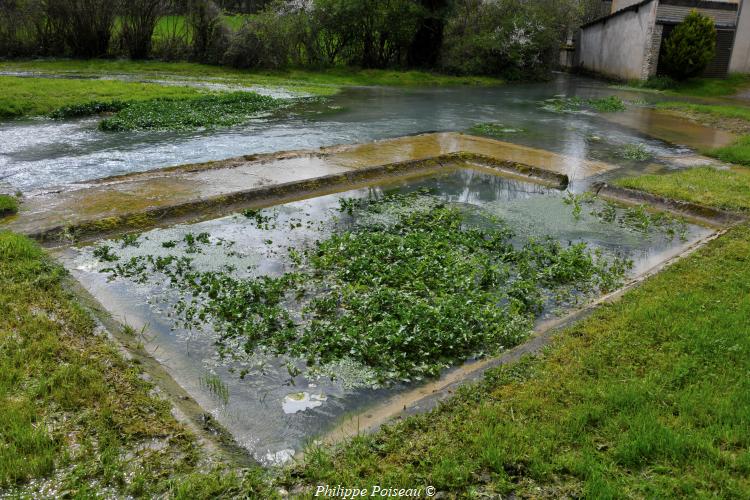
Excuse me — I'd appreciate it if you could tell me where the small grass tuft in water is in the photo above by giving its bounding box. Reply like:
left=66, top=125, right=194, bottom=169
left=0, top=194, right=19, bottom=218
left=619, top=143, right=653, bottom=161
left=588, top=96, right=627, bottom=112
left=469, top=122, right=524, bottom=137
left=99, top=92, right=283, bottom=131
left=200, top=373, right=230, bottom=406
left=543, top=95, right=625, bottom=113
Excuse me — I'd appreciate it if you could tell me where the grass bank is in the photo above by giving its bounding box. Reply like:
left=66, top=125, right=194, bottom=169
left=615, top=166, right=750, bottom=212
left=651, top=101, right=750, bottom=165
left=0, top=76, right=201, bottom=118
left=289, top=220, right=750, bottom=497
left=0, top=59, right=503, bottom=106
left=621, top=73, right=750, bottom=98
left=0, top=231, right=272, bottom=497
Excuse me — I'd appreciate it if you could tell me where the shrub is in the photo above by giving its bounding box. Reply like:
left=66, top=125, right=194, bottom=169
left=660, top=10, right=716, bottom=81
left=223, top=1, right=300, bottom=69
left=440, top=0, right=569, bottom=79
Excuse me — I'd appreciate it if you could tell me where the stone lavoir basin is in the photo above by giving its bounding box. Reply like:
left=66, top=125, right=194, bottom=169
left=54, top=162, right=715, bottom=466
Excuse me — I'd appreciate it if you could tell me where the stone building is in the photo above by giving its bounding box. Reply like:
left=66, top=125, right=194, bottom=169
left=575, top=0, right=749, bottom=80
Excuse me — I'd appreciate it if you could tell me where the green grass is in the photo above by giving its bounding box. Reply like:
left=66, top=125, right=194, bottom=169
left=0, top=231, right=273, bottom=496
left=0, top=59, right=504, bottom=104
left=615, top=166, right=750, bottom=212
left=0, top=76, right=201, bottom=118
left=99, top=92, right=282, bottom=131
left=668, top=73, right=750, bottom=97
left=290, top=221, right=750, bottom=497
left=151, top=14, right=248, bottom=42
left=706, top=135, right=750, bottom=166
left=0, top=195, right=18, bottom=217
left=656, top=101, right=750, bottom=122
left=623, top=73, right=750, bottom=97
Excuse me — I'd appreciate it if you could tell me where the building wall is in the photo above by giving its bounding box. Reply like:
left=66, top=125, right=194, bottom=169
left=611, top=0, right=648, bottom=12
left=578, top=0, right=660, bottom=80
left=731, top=0, right=750, bottom=72
left=657, top=1, right=739, bottom=25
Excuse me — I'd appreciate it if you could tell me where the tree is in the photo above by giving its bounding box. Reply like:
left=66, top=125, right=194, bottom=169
left=660, top=10, right=716, bottom=80
left=407, top=0, right=450, bottom=68
left=120, top=0, right=166, bottom=59
left=44, top=0, right=117, bottom=58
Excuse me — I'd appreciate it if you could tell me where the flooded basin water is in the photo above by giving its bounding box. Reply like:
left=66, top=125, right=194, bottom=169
left=57, top=166, right=713, bottom=465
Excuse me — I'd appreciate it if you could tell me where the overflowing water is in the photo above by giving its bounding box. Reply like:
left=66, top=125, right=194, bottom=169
left=0, top=73, right=707, bottom=194
left=58, top=167, right=712, bottom=465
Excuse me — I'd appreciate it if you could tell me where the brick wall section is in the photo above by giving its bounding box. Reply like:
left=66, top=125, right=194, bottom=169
left=643, top=23, right=664, bottom=77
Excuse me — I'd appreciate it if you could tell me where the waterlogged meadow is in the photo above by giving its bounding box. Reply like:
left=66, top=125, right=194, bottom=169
left=64, top=168, right=711, bottom=461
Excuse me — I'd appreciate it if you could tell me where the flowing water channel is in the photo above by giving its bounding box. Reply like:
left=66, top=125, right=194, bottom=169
left=0, top=73, right=722, bottom=194
left=57, top=166, right=712, bottom=465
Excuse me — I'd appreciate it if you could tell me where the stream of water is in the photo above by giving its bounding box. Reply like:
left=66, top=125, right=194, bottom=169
left=0, top=73, right=694, bottom=193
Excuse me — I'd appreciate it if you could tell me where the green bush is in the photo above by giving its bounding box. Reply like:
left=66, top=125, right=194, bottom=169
left=660, top=10, right=716, bottom=80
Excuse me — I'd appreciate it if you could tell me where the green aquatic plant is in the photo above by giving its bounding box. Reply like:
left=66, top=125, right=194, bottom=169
left=50, top=100, right=128, bottom=119
left=92, top=244, right=119, bottom=262
left=200, top=373, right=230, bottom=406
left=619, top=143, right=653, bottom=161
left=97, top=191, right=632, bottom=384
left=543, top=95, right=625, bottom=114
left=563, top=192, right=595, bottom=220
left=586, top=199, right=688, bottom=240
left=242, top=208, right=278, bottom=229
left=118, top=233, right=141, bottom=248
left=99, top=92, right=283, bottom=132
left=469, top=122, right=524, bottom=137
left=587, top=96, right=626, bottom=112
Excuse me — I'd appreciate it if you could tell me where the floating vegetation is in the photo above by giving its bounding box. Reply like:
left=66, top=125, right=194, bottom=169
left=99, top=92, right=283, bottom=132
left=118, top=233, right=141, bottom=248
left=95, top=191, right=632, bottom=385
left=565, top=195, right=690, bottom=240
left=588, top=96, right=627, bottom=112
left=619, top=143, right=653, bottom=161
left=469, top=122, right=524, bottom=137
left=563, top=191, right=595, bottom=220
left=242, top=208, right=278, bottom=229
left=200, top=372, right=230, bottom=406
left=50, top=99, right=128, bottom=119
left=92, top=244, right=119, bottom=262
left=543, top=95, right=626, bottom=113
